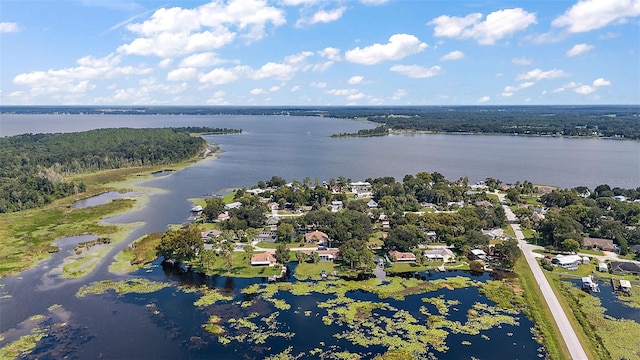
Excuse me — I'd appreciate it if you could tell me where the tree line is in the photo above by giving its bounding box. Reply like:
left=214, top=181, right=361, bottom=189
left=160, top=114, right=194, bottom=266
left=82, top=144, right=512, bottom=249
left=0, top=127, right=239, bottom=213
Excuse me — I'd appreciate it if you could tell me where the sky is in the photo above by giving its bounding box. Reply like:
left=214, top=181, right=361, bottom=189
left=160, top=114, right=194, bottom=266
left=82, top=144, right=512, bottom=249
left=1, top=0, right=639, bottom=106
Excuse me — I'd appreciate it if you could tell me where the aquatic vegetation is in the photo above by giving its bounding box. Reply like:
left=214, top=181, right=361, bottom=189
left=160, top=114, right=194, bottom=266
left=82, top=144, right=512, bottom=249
left=561, top=282, right=640, bottom=360
left=193, top=287, right=233, bottom=307
left=76, top=278, right=172, bottom=297
left=479, top=279, right=526, bottom=310
left=422, top=296, right=460, bottom=316
left=264, top=346, right=304, bottom=360
left=617, top=285, right=640, bottom=309
left=203, top=315, right=225, bottom=335
left=47, top=304, right=62, bottom=312
left=0, top=330, right=47, bottom=359
left=226, top=312, right=294, bottom=345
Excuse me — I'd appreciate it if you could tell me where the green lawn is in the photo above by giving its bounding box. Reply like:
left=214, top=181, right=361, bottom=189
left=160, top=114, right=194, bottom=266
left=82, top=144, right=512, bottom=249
left=579, top=248, right=604, bottom=256
left=192, top=252, right=282, bottom=278
left=521, top=196, right=542, bottom=206
left=295, top=261, right=339, bottom=280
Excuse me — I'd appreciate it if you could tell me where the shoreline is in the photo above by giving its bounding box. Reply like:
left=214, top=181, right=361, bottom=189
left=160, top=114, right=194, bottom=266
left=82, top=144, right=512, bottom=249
left=0, top=140, right=223, bottom=279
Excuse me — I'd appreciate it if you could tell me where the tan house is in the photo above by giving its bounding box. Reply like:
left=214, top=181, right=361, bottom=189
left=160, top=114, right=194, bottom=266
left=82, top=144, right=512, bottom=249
left=388, top=250, right=416, bottom=262
left=583, top=237, right=616, bottom=252
left=305, top=230, right=329, bottom=246
left=250, top=253, right=277, bottom=266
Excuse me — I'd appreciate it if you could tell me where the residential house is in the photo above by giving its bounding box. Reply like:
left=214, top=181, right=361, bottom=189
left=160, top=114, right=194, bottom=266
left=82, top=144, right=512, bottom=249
left=246, top=188, right=265, bottom=195
left=217, top=212, right=230, bottom=221
left=583, top=237, right=616, bottom=252
left=469, top=249, right=487, bottom=261
left=424, top=247, right=455, bottom=262
left=612, top=195, right=628, bottom=202
left=610, top=261, right=640, bottom=276
left=388, top=250, right=416, bottom=262
left=250, top=253, right=277, bottom=266
left=254, top=230, right=278, bottom=243
left=265, top=216, right=280, bottom=227
left=629, top=244, right=640, bottom=254
left=367, top=200, right=378, bottom=209
left=225, top=201, right=242, bottom=210
left=551, top=254, right=583, bottom=270
left=304, top=249, right=341, bottom=262
left=350, top=181, right=371, bottom=195
left=330, top=201, right=343, bottom=212
left=475, top=200, right=493, bottom=208
left=305, top=230, right=329, bottom=247
left=482, top=229, right=504, bottom=240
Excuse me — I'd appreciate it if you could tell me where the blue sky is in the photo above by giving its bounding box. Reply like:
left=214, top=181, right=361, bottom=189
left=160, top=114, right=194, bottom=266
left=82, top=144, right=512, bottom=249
left=1, top=0, right=638, bottom=105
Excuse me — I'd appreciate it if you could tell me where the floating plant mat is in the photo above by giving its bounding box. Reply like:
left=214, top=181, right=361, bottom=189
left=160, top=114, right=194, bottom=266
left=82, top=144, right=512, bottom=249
left=194, top=274, right=544, bottom=359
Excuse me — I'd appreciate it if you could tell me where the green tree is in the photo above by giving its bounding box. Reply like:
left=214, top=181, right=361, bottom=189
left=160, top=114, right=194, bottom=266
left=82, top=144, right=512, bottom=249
left=200, top=249, right=216, bottom=272
left=295, top=251, right=307, bottom=263
left=157, top=227, right=203, bottom=263
left=277, top=223, right=295, bottom=243
left=561, top=239, right=581, bottom=253
left=494, top=238, right=521, bottom=269
left=203, top=197, right=225, bottom=221
left=275, top=243, right=290, bottom=264
left=244, top=245, right=254, bottom=264
left=220, top=241, right=234, bottom=272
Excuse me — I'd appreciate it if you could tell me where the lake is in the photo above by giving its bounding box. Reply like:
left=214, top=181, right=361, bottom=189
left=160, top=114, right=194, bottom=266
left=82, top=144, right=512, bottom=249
left=0, top=113, right=639, bottom=359
left=2, top=114, right=639, bottom=190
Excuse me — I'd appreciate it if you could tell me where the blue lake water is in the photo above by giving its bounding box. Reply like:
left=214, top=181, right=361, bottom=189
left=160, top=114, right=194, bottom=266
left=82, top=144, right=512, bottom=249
left=0, top=114, right=639, bottom=358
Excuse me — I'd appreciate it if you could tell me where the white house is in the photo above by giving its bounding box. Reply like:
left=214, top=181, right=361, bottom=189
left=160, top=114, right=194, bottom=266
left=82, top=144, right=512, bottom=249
left=552, top=255, right=582, bottom=270
left=225, top=201, right=242, bottom=210
left=424, top=247, right=455, bottom=262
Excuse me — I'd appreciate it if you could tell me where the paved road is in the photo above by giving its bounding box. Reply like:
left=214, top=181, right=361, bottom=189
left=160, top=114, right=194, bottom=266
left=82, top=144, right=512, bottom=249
left=498, top=194, right=588, bottom=360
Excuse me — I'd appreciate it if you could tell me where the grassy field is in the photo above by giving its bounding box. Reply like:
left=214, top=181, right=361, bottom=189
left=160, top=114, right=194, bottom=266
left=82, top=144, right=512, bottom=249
left=294, top=261, right=339, bottom=280
left=109, top=232, right=164, bottom=274
left=191, top=252, right=282, bottom=278
left=514, top=258, right=571, bottom=360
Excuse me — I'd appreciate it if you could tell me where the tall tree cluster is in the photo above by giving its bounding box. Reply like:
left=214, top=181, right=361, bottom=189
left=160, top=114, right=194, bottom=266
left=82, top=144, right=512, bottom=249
left=0, top=127, right=235, bottom=213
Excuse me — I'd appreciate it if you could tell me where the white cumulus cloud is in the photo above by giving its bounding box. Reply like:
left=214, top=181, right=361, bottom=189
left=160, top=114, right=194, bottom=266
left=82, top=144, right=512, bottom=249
left=552, top=0, right=640, bottom=33
left=593, top=78, right=611, bottom=87
left=392, top=89, right=407, bottom=100
left=297, top=6, right=346, bottom=27
left=478, top=96, right=490, bottom=103
left=167, top=67, right=197, bottom=81
left=440, top=50, right=464, bottom=61
left=429, top=8, right=537, bottom=45
left=345, top=34, right=427, bottom=65
left=566, top=43, right=594, bottom=57
left=118, top=0, right=286, bottom=57
left=512, top=57, right=532, bottom=65
left=0, top=22, right=19, bottom=33
left=318, top=47, right=341, bottom=61
left=390, top=65, right=441, bottom=78
left=199, top=66, right=244, bottom=85
left=574, top=85, right=595, bottom=94
left=516, top=68, right=566, bottom=81
left=348, top=76, right=364, bottom=85
left=250, top=88, right=266, bottom=95
left=180, top=52, right=224, bottom=67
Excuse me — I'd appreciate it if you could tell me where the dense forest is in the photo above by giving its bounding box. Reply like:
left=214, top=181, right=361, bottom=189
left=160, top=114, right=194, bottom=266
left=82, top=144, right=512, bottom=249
left=0, top=127, right=239, bottom=213
left=3, top=105, right=638, bottom=139
left=331, top=125, right=389, bottom=138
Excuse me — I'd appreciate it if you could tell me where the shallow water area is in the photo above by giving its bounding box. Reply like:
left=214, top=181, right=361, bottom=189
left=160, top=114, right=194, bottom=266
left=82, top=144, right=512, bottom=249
left=71, top=191, right=139, bottom=209
left=567, top=279, right=640, bottom=322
